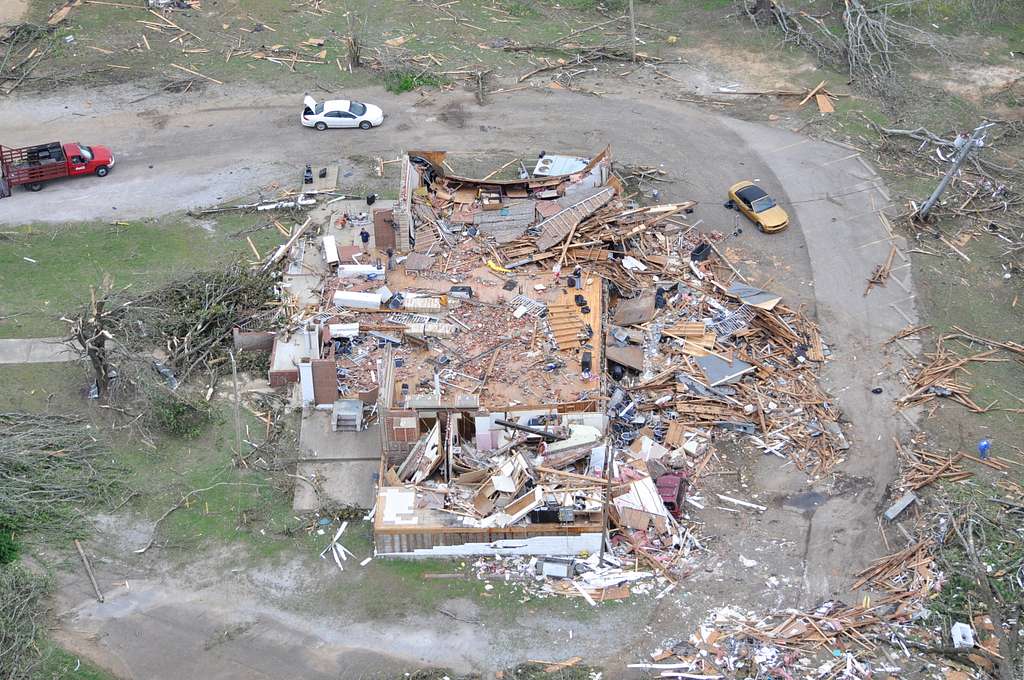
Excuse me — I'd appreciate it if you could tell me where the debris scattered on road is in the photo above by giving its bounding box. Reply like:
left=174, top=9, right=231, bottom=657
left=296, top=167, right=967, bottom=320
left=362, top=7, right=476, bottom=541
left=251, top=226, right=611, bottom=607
left=864, top=244, right=896, bottom=295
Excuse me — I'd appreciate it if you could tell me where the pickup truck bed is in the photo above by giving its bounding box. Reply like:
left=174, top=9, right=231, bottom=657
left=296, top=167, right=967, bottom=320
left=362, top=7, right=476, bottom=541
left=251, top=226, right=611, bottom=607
left=1, top=142, right=70, bottom=186
left=1, top=141, right=114, bottom=196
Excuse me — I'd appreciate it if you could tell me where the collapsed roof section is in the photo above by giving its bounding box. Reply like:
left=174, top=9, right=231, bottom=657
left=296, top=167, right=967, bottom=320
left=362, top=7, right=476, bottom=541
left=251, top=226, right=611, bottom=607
left=393, top=146, right=617, bottom=253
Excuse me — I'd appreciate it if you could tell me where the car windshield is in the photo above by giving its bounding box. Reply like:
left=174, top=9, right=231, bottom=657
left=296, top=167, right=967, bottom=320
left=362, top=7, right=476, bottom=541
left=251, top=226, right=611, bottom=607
left=751, top=195, right=776, bottom=212
left=349, top=101, right=367, bottom=116
left=79, top=145, right=94, bottom=161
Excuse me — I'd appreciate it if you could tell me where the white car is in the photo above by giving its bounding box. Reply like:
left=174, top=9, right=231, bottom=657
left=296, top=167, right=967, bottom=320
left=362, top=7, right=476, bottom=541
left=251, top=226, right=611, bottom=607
left=301, top=95, right=384, bottom=130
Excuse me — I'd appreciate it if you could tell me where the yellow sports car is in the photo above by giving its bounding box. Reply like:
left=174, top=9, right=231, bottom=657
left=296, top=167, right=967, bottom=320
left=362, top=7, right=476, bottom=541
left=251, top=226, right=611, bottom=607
left=727, top=181, right=790, bottom=233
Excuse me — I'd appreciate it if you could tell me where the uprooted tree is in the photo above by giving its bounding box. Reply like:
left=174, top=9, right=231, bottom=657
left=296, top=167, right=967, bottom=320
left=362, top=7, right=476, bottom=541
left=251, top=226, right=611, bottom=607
left=62, top=265, right=279, bottom=436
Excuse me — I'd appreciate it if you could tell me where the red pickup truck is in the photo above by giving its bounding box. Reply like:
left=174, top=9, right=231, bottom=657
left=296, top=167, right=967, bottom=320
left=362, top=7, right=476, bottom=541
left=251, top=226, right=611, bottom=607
left=0, top=141, right=115, bottom=197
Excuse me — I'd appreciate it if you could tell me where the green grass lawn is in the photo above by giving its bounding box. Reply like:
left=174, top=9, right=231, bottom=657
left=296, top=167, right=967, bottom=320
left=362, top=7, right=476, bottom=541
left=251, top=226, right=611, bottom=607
left=907, top=228, right=1024, bottom=453
left=318, top=549, right=623, bottom=624
left=0, top=361, right=302, bottom=560
left=32, top=646, right=119, bottom=680
left=115, top=408, right=302, bottom=560
left=20, top=0, right=1021, bottom=102
left=0, top=214, right=284, bottom=339
left=0, top=362, right=90, bottom=410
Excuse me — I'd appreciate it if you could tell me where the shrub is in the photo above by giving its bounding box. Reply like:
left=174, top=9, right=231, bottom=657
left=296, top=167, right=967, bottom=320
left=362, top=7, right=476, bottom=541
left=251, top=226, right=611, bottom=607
left=384, top=69, right=446, bottom=93
left=151, top=394, right=215, bottom=438
left=0, top=519, right=19, bottom=565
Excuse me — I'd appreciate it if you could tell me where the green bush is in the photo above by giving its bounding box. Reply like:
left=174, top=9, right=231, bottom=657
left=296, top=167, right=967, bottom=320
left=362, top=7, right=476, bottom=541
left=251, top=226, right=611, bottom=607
left=384, top=69, right=447, bottom=94
left=0, top=519, right=18, bottom=565
left=504, top=0, right=538, bottom=17
left=235, top=349, right=271, bottom=374
left=559, top=0, right=627, bottom=10
left=151, top=394, right=215, bottom=438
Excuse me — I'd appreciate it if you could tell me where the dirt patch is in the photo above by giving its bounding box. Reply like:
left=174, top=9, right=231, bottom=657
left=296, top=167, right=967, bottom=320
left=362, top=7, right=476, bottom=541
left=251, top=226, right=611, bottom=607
left=679, top=42, right=819, bottom=93
left=913, top=62, right=1024, bottom=101
left=0, top=0, right=28, bottom=25
left=138, top=109, right=171, bottom=130
left=437, top=101, right=469, bottom=128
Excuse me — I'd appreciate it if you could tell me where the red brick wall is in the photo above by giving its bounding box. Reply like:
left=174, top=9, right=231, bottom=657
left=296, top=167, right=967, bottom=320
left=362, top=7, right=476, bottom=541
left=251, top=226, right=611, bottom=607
left=269, top=368, right=297, bottom=387
left=311, top=358, right=337, bottom=405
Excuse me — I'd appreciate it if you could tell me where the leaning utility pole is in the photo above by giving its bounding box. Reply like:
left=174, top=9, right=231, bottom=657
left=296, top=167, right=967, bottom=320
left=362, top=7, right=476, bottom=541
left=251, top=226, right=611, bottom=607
left=917, top=121, right=994, bottom=221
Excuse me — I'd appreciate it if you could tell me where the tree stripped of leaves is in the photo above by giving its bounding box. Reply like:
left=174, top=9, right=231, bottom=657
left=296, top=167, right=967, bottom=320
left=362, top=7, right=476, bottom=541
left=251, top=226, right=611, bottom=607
left=741, top=0, right=946, bottom=94
left=62, top=265, right=278, bottom=436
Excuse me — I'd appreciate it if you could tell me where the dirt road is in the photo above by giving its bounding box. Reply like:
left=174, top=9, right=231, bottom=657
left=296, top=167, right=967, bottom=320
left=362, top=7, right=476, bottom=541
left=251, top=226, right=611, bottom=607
left=0, top=82, right=871, bottom=227
left=5, top=80, right=917, bottom=676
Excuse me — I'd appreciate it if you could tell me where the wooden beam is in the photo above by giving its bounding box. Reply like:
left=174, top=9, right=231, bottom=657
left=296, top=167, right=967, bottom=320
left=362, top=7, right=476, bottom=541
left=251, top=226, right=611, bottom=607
left=798, top=80, right=827, bottom=107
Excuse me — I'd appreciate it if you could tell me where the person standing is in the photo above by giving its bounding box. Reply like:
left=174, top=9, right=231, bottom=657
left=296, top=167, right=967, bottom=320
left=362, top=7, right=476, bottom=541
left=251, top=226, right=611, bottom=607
left=359, top=227, right=370, bottom=253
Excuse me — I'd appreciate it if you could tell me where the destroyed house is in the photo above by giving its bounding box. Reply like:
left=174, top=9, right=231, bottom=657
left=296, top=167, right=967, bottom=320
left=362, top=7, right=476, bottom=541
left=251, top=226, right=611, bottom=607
left=263, top=144, right=841, bottom=571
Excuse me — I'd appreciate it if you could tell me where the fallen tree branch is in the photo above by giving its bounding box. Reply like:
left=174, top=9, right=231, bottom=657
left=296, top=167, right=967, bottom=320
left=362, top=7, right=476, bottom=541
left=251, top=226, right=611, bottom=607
left=0, top=565, right=51, bottom=680
left=741, top=0, right=947, bottom=94
left=0, top=412, right=119, bottom=536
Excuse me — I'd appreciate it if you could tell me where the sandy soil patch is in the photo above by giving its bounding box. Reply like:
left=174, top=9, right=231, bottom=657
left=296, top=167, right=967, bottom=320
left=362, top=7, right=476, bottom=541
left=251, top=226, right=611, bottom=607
left=0, top=0, right=29, bottom=25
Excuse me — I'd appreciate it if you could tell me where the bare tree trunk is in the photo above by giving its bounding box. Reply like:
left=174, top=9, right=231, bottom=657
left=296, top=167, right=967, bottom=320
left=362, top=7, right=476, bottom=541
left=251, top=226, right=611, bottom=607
left=345, top=12, right=362, bottom=71
left=66, top=281, right=116, bottom=398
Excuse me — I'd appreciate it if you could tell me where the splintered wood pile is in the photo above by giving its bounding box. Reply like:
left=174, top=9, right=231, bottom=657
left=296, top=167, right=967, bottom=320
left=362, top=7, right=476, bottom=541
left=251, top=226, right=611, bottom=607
left=715, top=79, right=846, bottom=113
left=898, top=336, right=1007, bottom=412
left=618, top=259, right=844, bottom=475
left=726, top=602, right=896, bottom=651
left=852, top=539, right=938, bottom=601
left=896, top=439, right=972, bottom=490
left=641, top=595, right=925, bottom=678
left=499, top=202, right=699, bottom=297
left=638, top=531, right=985, bottom=677
left=864, top=244, right=896, bottom=295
